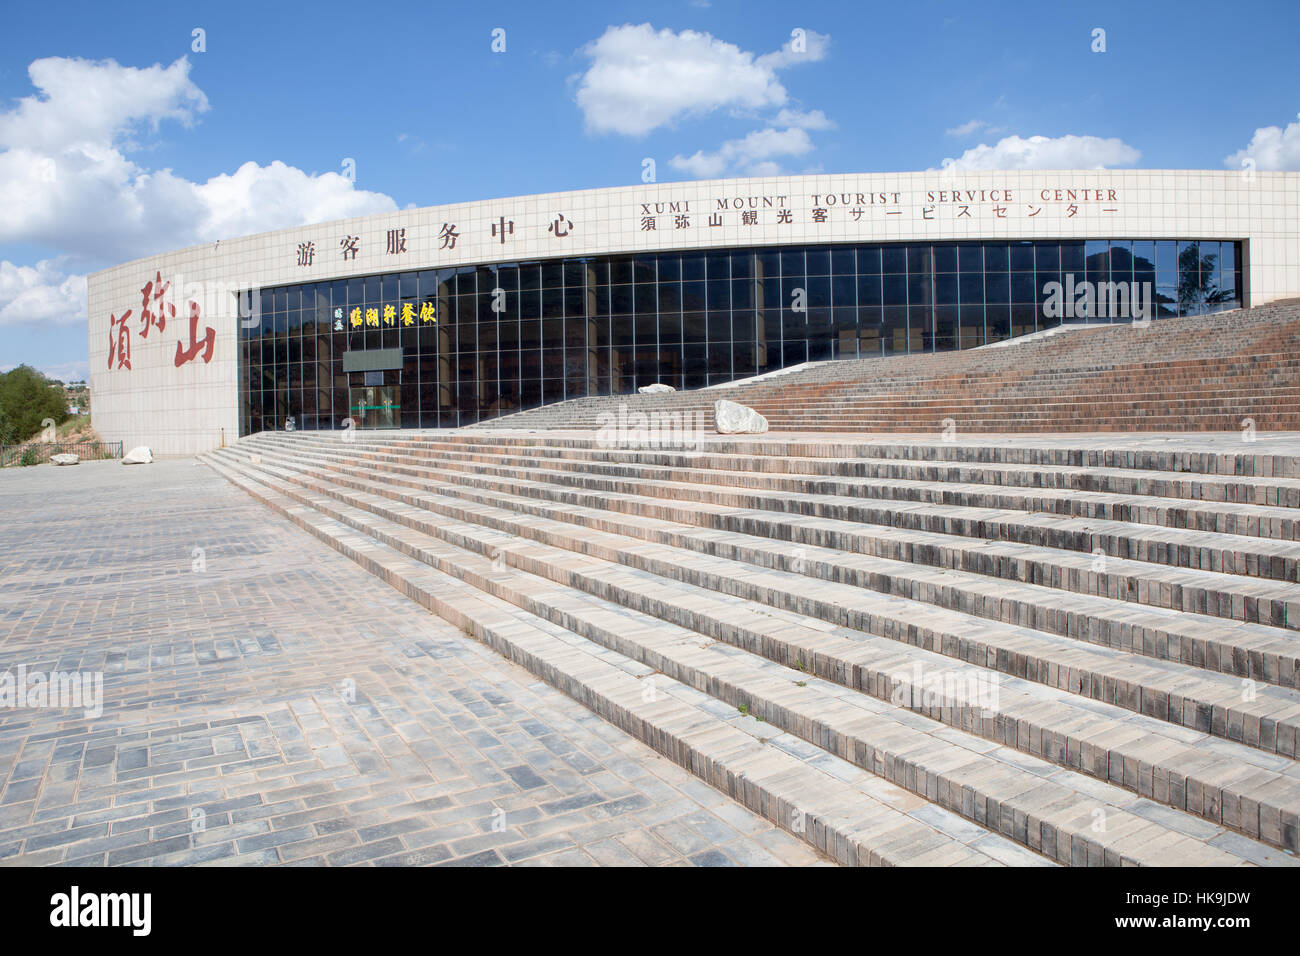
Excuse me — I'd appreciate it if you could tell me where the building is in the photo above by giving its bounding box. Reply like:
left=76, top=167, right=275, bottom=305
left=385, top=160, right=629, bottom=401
left=87, top=170, right=1299, bottom=456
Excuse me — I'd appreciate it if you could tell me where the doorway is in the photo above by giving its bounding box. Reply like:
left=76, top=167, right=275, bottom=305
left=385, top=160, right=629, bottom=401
left=348, top=382, right=401, bottom=429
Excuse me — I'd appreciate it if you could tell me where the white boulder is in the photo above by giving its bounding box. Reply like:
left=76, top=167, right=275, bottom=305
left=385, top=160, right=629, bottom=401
left=638, top=383, right=676, bottom=394
left=51, top=453, right=80, bottom=466
left=714, top=399, right=768, bottom=434
left=122, top=446, right=153, bottom=465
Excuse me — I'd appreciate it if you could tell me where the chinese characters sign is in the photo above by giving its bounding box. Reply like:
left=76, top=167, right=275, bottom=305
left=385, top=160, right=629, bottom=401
left=106, top=271, right=215, bottom=373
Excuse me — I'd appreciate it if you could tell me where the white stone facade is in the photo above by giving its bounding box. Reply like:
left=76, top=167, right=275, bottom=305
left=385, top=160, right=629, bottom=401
left=88, top=169, right=1300, bottom=456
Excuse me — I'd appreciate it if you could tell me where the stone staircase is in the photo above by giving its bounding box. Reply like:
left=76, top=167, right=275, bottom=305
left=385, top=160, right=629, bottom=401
left=202, top=429, right=1300, bottom=866
left=482, top=300, right=1300, bottom=433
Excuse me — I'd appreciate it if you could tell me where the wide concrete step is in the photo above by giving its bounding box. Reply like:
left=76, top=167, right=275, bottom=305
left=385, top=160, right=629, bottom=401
left=212, top=443, right=1300, bottom=856
left=383, top=436, right=1300, bottom=541
left=254, top=434, right=1300, bottom=637
left=242, top=435, right=1300, bottom=694
left=403, top=435, right=1300, bottom=509
left=436, top=430, right=1300, bottom=479
left=206, top=449, right=1288, bottom=865
left=202, top=454, right=1023, bottom=867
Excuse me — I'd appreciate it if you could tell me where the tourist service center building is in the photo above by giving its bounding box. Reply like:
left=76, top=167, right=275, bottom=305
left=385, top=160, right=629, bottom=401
left=87, top=170, right=1300, bottom=456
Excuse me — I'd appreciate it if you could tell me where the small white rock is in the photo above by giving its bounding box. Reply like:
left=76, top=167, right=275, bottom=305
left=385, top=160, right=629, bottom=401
left=122, top=446, right=153, bottom=465
left=638, top=383, right=676, bottom=394
left=714, top=399, right=768, bottom=434
left=50, top=453, right=80, bottom=466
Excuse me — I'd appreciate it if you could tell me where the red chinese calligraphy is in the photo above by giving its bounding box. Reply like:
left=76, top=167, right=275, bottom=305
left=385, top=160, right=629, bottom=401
left=108, top=311, right=133, bottom=370
left=139, top=271, right=174, bottom=339
left=173, top=300, right=215, bottom=367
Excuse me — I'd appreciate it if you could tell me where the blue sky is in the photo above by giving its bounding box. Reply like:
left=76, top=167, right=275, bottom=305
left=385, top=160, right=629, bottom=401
left=2, top=0, right=1298, bottom=380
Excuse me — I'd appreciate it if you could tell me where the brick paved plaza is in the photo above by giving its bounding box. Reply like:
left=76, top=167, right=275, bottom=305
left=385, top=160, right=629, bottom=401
left=0, top=459, right=826, bottom=866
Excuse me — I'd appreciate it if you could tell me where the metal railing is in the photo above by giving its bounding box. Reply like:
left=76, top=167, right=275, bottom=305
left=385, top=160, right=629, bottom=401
left=0, top=441, right=124, bottom=467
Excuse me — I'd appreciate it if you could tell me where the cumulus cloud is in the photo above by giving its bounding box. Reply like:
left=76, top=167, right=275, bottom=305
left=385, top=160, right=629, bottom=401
left=575, top=24, right=829, bottom=136
left=1224, top=112, right=1300, bottom=171
left=0, top=259, right=86, bottom=328
left=670, top=126, right=814, bottom=178
left=938, top=134, right=1140, bottom=170
left=0, top=55, right=397, bottom=333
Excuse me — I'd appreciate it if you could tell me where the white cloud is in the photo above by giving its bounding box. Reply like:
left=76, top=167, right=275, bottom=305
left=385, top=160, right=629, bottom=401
left=0, top=55, right=398, bottom=333
left=1224, top=112, right=1300, bottom=170
left=0, top=259, right=86, bottom=328
left=670, top=126, right=814, bottom=178
left=946, top=119, right=988, bottom=137
left=0, top=56, right=209, bottom=153
left=755, top=29, right=830, bottom=70
left=938, top=134, right=1140, bottom=170
left=575, top=24, right=805, bottom=136
left=773, top=108, right=835, bottom=130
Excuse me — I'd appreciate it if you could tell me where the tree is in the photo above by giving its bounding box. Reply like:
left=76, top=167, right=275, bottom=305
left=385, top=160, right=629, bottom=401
left=0, top=365, right=69, bottom=443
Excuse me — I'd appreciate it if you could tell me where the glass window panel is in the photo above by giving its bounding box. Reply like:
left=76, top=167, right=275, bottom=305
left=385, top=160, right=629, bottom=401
left=935, top=274, right=958, bottom=304
left=805, top=249, right=830, bottom=275
left=958, top=244, right=983, bottom=273
left=883, top=275, right=907, bottom=305
left=959, top=274, right=984, bottom=303
left=610, top=285, right=633, bottom=314
left=781, top=250, right=804, bottom=276
left=635, top=284, right=658, bottom=313
left=730, top=253, right=753, bottom=279
left=856, top=246, right=882, bottom=274
left=564, top=261, right=587, bottom=287
left=983, top=244, right=1009, bottom=271
left=1009, top=243, right=1035, bottom=272
left=633, top=257, right=656, bottom=283
left=609, top=257, right=633, bottom=284
left=1060, top=242, right=1085, bottom=273
left=831, top=276, right=856, bottom=308
left=681, top=255, right=705, bottom=281
left=857, top=274, right=882, bottom=306
left=682, top=282, right=706, bottom=312
left=1011, top=273, right=1036, bottom=303
left=881, top=246, right=907, bottom=273
left=707, top=254, right=730, bottom=281
left=658, top=283, right=682, bottom=312
left=933, top=244, right=959, bottom=273
left=757, top=251, right=781, bottom=279
left=985, top=272, right=1010, bottom=303
left=542, top=288, right=564, bottom=319
left=731, top=279, right=754, bottom=310
left=959, top=303, right=985, bottom=348
left=906, top=244, right=930, bottom=273
left=682, top=312, right=707, bottom=343
left=656, top=255, right=681, bottom=281
left=830, top=247, right=856, bottom=274
left=907, top=273, right=931, bottom=306
left=806, top=277, right=830, bottom=309
left=1035, top=243, right=1060, bottom=271
left=564, top=286, right=587, bottom=316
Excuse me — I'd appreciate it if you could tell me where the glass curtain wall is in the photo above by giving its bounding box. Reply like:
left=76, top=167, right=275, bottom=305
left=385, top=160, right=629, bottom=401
left=239, top=239, right=1243, bottom=434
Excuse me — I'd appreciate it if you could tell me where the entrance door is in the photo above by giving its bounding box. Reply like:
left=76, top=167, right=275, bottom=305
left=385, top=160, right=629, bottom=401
left=348, top=385, right=401, bottom=429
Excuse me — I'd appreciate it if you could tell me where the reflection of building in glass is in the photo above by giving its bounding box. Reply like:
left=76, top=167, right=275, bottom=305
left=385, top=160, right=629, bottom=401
left=239, top=239, right=1243, bottom=433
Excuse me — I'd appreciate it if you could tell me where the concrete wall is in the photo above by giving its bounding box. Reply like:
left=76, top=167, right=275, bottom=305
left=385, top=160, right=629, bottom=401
left=88, top=169, right=1300, bottom=456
